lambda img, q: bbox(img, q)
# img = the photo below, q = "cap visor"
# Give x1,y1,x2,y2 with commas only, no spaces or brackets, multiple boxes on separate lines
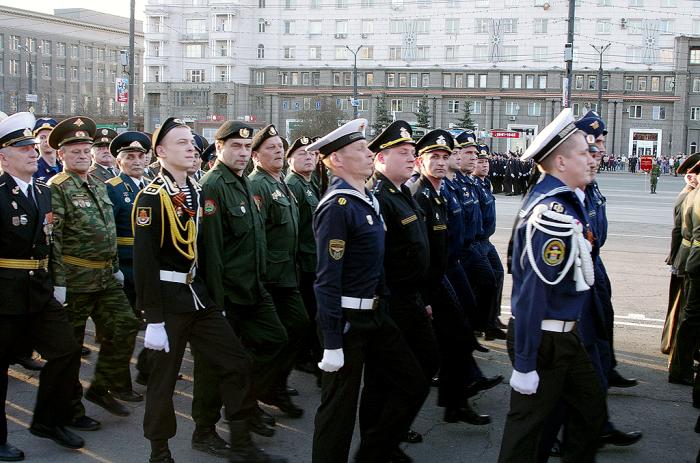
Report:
12,138,39,147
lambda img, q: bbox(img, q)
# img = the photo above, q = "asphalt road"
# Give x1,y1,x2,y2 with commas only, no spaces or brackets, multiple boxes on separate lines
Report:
5,171,698,463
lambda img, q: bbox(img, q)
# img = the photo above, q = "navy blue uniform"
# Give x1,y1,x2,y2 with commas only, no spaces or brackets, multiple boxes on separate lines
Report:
312,176,427,463
498,174,605,462
33,157,62,184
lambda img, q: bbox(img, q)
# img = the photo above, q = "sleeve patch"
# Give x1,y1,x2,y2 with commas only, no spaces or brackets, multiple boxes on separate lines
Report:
204,199,217,216
328,239,346,260
136,207,152,227
542,238,566,266
337,197,347,206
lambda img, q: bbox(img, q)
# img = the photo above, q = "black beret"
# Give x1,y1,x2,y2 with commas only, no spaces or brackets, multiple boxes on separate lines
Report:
214,121,253,141
286,136,313,157
151,117,189,150
252,124,281,152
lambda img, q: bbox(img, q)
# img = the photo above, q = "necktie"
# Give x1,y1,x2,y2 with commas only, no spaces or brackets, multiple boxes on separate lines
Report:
109,168,117,177
27,186,37,209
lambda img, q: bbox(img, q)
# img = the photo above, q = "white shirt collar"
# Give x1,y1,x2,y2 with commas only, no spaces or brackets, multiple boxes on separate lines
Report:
574,187,586,205
11,175,32,197
129,176,144,188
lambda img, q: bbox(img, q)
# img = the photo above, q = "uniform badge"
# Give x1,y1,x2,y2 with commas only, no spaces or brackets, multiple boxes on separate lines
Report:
240,128,251,138
12,186,19,195
549,202,565,214
19,214,28,226
11,216,20,226
328,239,346,260
253,195,262,210
366,215,374,225
269,126,277,136
74,118,85,127
437,135,447,145
136,207,152,226
204,199,217,216
11,201,17,210
124,197,131,203
400,127,410,139
337,197,347,206
542,238,565,266
240,205,246,214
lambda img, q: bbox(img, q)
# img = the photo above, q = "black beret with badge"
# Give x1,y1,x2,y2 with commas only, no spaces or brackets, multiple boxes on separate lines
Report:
110,131,152,157
214,121,253,142
151,117,189,151
286,136,313,157
93,128,118,148
48,116,96,150
367,120,415,153
306,118,367,158
521,108,579,164
0,112,38,149
252,124,281,152
415,129,454,156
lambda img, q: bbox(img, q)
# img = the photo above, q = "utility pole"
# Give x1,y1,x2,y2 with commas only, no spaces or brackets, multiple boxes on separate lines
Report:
128,0,135,129
591,43,611,114
345,45,363,119
563,0,576,108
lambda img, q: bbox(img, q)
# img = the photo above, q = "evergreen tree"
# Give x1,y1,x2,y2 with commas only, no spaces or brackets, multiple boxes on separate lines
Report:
415,96,431,128
290,97,349,140
457,101,475,129
373,93,392,133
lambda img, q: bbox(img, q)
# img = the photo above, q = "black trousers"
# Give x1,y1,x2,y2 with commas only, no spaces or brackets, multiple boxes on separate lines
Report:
312,308,428,463
593,260,617,370
481,240,505,326
143,308,251,441
498,321,606,463
461,243,498,331
299,270,322,364
0,301,81,444
670,275,700,382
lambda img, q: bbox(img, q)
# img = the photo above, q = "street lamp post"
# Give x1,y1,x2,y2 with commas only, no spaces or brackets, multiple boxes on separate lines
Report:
591,43,611,114
128,0,136,129
345,45,363,119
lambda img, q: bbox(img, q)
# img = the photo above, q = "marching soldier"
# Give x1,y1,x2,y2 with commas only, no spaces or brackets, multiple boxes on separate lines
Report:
193,121,288,456
47,117,141,425
498,109,605,462
249,125,308,418
650,160,661,194
285,137,322,374
88,128,119,182
32,118,61,183
307,119,428,463
0,112,84,460
133,117,284,463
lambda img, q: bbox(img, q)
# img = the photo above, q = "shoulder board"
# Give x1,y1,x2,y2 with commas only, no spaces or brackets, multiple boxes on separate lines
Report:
47,172,70,186
143,178,165,195
35,178,47,187
106,176,124,187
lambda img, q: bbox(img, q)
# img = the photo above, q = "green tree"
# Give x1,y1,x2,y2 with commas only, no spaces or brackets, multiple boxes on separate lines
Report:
456,101,475,129
290,97,350,140
415,96,431,128
373,93,392,133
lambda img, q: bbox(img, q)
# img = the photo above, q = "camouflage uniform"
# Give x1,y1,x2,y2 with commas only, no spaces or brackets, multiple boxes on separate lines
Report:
48,171,140,418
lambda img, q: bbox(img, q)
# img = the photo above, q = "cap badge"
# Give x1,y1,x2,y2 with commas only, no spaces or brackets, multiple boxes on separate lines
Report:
129,141,143,149
437,135,446,145
101,129,108,135
480,149,487,155
400,127,410,139
76,131,87,138
301,136,309,144
269,126,277,136
74,119,84,127
173,118,185,125
590,121,599,130
23,128,32,137
240,128,251,138
359,122,366,132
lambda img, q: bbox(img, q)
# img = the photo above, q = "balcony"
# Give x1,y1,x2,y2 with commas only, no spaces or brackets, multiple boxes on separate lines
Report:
180,32,209,42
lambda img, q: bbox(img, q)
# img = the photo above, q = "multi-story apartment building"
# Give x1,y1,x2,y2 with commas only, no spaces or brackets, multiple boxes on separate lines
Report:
0,6,144,127
145,0,700,156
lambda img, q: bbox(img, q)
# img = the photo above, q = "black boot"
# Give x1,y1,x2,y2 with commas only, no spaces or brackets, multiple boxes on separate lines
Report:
192,425,231,458
228,420,287,463
149,440,174,463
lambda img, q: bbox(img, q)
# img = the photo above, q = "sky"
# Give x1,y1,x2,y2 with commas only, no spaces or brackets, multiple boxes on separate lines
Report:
1,0,147,20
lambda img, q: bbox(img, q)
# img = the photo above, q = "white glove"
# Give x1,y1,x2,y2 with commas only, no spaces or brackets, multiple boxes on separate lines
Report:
113,270,124,286
318,348,344,372
510,370,539,395
53,286,66,305
144,322,170,353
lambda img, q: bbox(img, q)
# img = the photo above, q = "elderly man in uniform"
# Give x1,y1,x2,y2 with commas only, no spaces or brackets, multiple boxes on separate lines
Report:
308,119,428,463
0,112,84,461
133,117,284,463
498,109,605,462
249,125,308,418
88,128,119,182
192,121,289,456
285,137,322,376
33,118,61,184
47,117,141,426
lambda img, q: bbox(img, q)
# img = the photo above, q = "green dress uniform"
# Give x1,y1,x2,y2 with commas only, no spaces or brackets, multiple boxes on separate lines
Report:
193,153,288,435
650,164,661,193
47,118,139,419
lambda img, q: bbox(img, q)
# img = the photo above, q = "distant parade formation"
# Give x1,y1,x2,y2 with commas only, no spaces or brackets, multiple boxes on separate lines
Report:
0,103,697,463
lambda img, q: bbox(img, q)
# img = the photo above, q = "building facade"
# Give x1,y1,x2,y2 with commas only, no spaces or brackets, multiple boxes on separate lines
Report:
144,0,700,156
0,6,144,127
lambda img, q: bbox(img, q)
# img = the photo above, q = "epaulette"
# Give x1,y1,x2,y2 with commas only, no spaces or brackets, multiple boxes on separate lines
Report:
143,182,165,195
47,172,70,186
106,176,124,187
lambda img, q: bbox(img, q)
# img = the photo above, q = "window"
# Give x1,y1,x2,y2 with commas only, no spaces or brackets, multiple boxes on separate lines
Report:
625,76,634,90
664,76,675,92
602,76,609,90
588,76,597,90
659,19,674,33
416,19,430,34
446,18,459,34
445,46,457,61
628,105,642,118
285,0,296,8
479,74,487,88
692,107,700,120
70,44,79,59
216,41,230,57
443,74,453,87
416,46,430,60
448,100,460,113
257,44,265,59
390,20,403,34
626,47,643,63
187,69,205,82
360,46,374,59
56,95,65,114
148,66,160,82
638,76,647,91
312,72,320,85
334,46,347,60
471,101,482,114
651,76,660,91
333,72,341,86
337,0,348,7
358,99,369,111
309,20,322,34
526,74,535,88
10,35,19,51
692,49,700,64
528,102,542,116
575,75,584,90
661,0,675,6
474,45,488,61
57,42,66,57
652,106,666,120
501,75,510,88
475,0,488,6
596,19,612,34
0,35,4,51
598,0,611,5
387,73,395,87
335,20,348,34
362,20,373,34
694,20,700,35
627,19,642,34
42,40,51,55
539,75,547,89
659,49,674,65
56,65,66,80
284,20,296,34
84,67,92,80
311,0,320,7
467,74,476,88
185,44,204,58
502,18,518,33
455,74,463,88
70,96,78,114
217,66,229,82
390,99,403,112
291,72,300,85
629,0,642,5
422,73,430,87
284,47,295,59
389,47,401,60
84,46,93,59
148,41,160,57
185,19,206,34
502,46,517,61
513,75,522,88
533,47,547,62
475,18,489,34
693,77,700,92
70,66,78,81
309,46,321,60
505,102,519,115
9,59,18,76
301,72,310,85
533,18,547,33
361,0,373,5
366,72,374,85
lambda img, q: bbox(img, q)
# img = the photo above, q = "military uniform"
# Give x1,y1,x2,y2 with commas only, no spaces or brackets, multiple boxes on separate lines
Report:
88,128,119,183
0,113,83,459
308,120,427,463
650,163,661,193
249,125,309,415
47,117,140,419
32,118,62,184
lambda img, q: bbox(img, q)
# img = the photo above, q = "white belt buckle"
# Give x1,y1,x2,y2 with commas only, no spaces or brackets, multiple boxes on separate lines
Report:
541,319,576,332
341,296,375,310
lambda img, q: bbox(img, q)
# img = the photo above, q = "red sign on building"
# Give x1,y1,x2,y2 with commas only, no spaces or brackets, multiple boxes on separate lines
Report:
491,130,520,139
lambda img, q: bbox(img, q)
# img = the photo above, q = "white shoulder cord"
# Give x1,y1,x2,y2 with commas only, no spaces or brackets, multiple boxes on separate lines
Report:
525,204,595,292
